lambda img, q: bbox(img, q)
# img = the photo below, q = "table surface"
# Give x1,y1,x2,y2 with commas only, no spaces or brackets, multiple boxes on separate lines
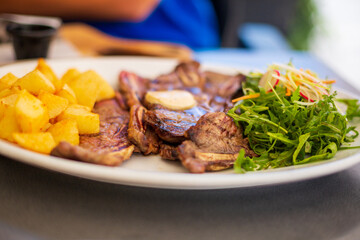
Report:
0,42,360,240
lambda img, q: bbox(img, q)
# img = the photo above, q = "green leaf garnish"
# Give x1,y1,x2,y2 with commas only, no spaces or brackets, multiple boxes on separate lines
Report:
336,98,360,121
229,90,359,173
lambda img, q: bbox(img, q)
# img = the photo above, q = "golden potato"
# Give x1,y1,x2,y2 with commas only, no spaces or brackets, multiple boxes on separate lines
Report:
14,69,55,95
0,72,18,91
81,70,115,101
15,90,49,133
0,86,21,98
0,89,14,99
40,122,52,132
13,132,56,154
56,84,77,104
38,90,69,119
68,71,100,109
67,103,91,112
0,93,19,119
36,58,63,91
61,68,81,85
57,104,99,134
48,119,79,145
0,93,19,106
0,102,20,142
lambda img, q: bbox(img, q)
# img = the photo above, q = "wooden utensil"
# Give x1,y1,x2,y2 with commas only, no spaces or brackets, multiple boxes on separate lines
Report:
59,23,193,60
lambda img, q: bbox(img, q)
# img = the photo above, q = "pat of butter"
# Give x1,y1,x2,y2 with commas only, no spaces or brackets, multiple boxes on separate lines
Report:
145,90,196,110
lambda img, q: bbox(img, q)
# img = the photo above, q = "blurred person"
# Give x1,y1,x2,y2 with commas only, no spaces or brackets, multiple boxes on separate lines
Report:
0,0,219,49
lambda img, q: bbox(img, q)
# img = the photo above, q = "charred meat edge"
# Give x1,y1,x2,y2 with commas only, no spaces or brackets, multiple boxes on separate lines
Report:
128,104,160,155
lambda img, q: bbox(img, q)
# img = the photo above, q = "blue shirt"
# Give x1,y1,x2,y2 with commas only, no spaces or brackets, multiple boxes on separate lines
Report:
86,0,219,49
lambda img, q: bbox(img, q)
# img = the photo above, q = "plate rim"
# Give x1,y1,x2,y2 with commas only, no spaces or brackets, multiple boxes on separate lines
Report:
0,56,359,190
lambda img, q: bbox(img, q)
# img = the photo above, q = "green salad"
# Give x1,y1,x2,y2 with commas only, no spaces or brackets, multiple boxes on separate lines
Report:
228,63,360,173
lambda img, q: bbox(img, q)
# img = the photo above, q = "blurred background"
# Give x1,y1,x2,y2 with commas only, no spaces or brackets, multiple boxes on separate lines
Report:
0,0,359,90
211,0,360,91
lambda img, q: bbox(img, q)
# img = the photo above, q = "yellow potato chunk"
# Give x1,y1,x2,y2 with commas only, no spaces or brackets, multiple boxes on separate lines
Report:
15,90,49,133
14,69,55,95
38,91,69,119
67,104,91,112
0,72,18,91
57,104,99,134
0,86,21,98
0,93,19,106
13,132,56,154
68,71,100,109
82,70,115,101
36,58,63,91
0,93,19,119
40,122,52,132
61,68,81,85
0,103,20,142
56,84,77,104
48,119,79,145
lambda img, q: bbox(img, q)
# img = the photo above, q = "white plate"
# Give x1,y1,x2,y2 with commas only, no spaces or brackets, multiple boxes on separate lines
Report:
0,56,359,189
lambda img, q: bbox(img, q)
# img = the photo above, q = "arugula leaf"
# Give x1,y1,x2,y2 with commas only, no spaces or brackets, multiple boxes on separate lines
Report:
293,133,310,164
291,87,300,102
336,98,360,120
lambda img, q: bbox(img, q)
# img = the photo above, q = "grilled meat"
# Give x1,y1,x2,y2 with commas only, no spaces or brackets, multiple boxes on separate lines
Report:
144,103,210,143
51,141,134,166
118,61,250,167
118,61,208,153
173,61,205,88
118,71,162,154
148,61,205,91
159,143,179,160
118,61,205,107
128,104,160,155
204,71,246,111
177,112,257,173
118,71,149,108
51,99,134,166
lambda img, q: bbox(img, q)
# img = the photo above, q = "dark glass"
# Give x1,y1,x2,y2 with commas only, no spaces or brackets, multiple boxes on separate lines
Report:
6,23,57,59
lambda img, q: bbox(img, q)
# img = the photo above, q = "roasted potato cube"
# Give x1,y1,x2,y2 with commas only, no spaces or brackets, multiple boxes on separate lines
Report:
61,68,81,85
68,71,100,109
40,122,52,132
14,69,55,95
38,91,69,119
36,58,63,91
0,93,19,106
56,84,77,104
67,104,91,112
15,90,49,133
0,72,18,91
57,104,99,134
0,103,20,142
48,119,79,145
0,88,15,99
13,132,56,154
0,93,19,119
0,86,21,98
82,70,115,101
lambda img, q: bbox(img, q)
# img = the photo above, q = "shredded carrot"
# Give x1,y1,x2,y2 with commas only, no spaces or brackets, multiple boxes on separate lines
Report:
232,93,260,102
286,87,292,96
305,69,317,78
322,80,336,84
